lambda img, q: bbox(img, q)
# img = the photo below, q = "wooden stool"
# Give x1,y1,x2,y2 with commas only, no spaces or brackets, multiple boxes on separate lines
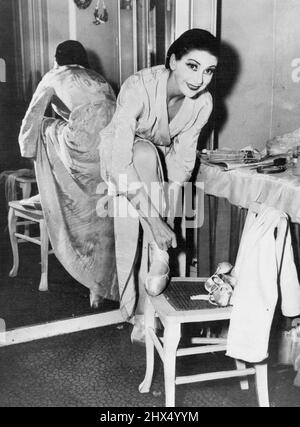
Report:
8,200,51,292
139,278,269,407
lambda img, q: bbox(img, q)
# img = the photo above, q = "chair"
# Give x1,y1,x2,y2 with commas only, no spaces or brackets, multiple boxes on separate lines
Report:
139,278,269,407
0,169,37,203
14,175,37,200
8,200,52,292
139,202,271,407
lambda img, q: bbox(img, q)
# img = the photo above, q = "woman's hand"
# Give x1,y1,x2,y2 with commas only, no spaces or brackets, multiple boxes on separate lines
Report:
147,216,177,251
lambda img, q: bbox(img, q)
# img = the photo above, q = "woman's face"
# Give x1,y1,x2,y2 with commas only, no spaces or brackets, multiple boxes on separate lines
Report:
169,49,218,98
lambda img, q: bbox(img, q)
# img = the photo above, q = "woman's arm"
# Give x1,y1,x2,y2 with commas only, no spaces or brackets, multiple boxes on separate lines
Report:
19,73,55,158
167,92,213,183
100,75,176,249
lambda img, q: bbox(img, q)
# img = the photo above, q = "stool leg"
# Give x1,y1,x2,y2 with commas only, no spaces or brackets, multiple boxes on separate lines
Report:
235,359,249,390
163,322,181,407
8,207,19,277
139,297,156,394
255,363,270,407
39,219,48,292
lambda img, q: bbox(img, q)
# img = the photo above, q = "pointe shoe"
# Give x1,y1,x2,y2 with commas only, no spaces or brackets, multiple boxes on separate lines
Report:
130,315,145,345
89,289,104,309
145,242,170,297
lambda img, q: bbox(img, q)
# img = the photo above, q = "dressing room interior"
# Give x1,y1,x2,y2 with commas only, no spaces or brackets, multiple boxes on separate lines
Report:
1,0,300,407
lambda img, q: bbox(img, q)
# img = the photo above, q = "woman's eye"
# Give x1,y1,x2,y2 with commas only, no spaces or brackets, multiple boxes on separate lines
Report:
187,63,198,71
205,69,215,76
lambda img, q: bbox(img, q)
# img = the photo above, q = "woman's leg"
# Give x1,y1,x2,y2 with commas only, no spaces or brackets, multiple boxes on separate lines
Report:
129,141,176,343
132,141,171,293
132,141,164,216
132,141,164,317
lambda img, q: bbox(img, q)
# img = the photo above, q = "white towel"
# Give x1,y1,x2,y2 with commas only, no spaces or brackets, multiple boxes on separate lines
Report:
226,204,300,363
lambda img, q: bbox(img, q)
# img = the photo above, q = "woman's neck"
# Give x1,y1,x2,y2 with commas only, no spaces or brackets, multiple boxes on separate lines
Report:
166,71,184,105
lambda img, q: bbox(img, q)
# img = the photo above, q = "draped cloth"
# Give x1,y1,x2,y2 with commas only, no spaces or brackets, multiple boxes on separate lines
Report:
226,204,300,363
0,169,35,206
199,164,300,223
19,65,119,304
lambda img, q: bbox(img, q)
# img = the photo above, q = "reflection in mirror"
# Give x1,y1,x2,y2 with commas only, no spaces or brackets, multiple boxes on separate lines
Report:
119,0,175,85
146,0,175,67
0,0,122,338
0,0,177,341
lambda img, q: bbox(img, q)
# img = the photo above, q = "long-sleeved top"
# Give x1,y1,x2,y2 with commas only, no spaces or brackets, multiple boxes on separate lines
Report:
99,65,213,192
19,64,116,159
98,65,213,319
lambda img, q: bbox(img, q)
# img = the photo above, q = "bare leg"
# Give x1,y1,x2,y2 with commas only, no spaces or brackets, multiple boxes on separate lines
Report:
132,142,163,316
132,142,170,308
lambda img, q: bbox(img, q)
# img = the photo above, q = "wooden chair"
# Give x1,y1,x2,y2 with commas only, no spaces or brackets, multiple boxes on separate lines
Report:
15,175,37,200
139,277,269,407
8,200,52,292
139,202,271,407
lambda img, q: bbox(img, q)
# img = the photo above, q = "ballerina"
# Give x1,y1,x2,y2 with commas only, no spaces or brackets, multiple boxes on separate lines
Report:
99,29,219,340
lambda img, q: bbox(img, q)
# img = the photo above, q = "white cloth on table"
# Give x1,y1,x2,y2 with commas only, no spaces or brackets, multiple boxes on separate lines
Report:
199,164,300,223
226,204,300,363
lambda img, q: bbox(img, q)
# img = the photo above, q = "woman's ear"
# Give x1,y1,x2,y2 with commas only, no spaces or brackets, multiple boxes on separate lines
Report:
169,54,177,71
53,59,59,69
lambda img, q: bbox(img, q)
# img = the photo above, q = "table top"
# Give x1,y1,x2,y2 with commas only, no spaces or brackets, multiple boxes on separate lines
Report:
199,163,300,223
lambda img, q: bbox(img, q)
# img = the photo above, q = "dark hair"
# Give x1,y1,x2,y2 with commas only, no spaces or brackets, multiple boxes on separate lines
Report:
165,29,219,69
55,40,90,68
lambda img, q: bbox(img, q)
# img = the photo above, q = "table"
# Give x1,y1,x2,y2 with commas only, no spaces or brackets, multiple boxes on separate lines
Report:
197,163,300,378
199,164,300,223
196,164,300,276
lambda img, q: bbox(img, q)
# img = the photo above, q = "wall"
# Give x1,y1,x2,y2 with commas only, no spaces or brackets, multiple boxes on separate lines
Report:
46,0,119,93
272,0,300,136
217,0,274,151
217,0,300,151
75,0,120,93
47,0,69,70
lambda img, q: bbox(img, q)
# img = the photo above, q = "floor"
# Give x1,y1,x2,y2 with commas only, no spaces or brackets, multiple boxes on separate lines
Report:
0,206,300,407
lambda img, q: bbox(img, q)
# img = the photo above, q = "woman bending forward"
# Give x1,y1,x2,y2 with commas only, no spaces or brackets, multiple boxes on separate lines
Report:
99,29,219,337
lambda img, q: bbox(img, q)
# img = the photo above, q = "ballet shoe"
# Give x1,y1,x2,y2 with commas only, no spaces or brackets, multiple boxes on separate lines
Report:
89,289,104,309
145,242,170,297
130,315,145,345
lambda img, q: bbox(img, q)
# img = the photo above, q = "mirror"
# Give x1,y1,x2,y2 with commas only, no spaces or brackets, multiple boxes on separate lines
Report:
0,0,178,343
118,0,175,84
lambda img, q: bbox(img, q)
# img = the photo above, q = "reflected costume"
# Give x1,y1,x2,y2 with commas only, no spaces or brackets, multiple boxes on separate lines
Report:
99,65,213,319
19,65,119,303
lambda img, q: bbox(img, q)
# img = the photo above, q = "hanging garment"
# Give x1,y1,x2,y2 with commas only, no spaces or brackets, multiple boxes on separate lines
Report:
226,204,300,363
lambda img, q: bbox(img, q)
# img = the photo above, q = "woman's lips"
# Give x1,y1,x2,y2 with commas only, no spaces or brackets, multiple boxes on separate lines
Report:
186,83,201,91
